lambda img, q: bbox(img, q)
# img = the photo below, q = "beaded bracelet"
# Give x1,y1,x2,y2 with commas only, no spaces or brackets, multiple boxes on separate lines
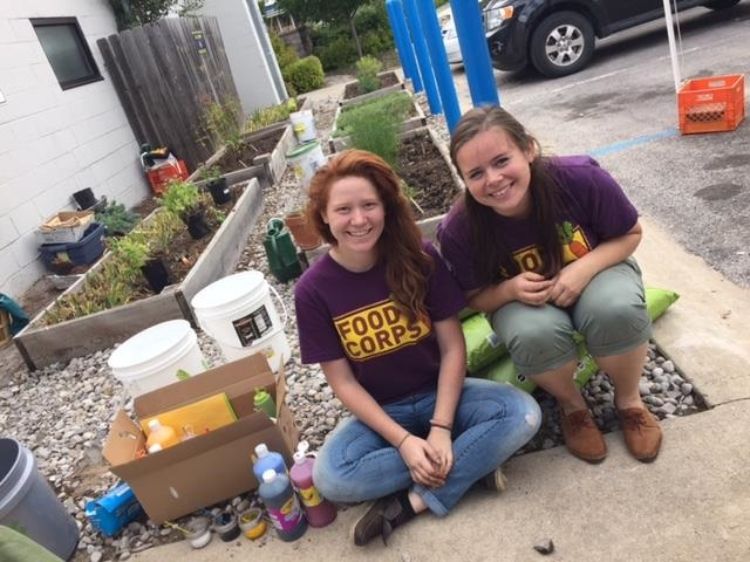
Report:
397,432,412,450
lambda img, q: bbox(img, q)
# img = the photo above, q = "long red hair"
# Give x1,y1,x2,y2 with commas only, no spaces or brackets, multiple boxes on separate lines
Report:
306,149,432,320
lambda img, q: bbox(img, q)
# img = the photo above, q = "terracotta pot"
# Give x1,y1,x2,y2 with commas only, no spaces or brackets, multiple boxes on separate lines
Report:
284,212,322,251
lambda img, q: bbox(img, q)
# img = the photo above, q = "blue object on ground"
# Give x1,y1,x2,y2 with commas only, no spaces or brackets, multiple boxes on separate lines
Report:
85,482,144,537
39,222,106,273
0,294,29,336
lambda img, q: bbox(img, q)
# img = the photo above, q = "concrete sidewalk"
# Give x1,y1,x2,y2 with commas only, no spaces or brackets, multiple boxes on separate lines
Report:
132,216,750,562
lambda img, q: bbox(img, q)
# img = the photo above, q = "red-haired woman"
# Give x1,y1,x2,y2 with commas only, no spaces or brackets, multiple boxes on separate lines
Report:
294,149,540,546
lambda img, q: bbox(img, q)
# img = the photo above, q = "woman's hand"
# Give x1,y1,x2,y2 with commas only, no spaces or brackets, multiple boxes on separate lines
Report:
506,271,555,306
426,427,454,478
547,260,595,307
399,435,445,488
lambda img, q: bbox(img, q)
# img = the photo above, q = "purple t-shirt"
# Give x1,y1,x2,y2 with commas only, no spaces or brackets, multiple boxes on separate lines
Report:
294,241,466,404
437,155,639,291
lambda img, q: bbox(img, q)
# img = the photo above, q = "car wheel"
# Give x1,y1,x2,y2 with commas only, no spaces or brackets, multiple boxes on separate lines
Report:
529,11,595,78
704,0,740,9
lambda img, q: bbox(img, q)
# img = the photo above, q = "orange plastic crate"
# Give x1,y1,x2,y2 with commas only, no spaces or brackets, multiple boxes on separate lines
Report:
146,159,190,196
678,74,745,135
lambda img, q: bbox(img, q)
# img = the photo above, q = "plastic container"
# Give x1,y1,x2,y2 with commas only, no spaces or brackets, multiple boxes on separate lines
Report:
289,109,317,143
286,141,326,191
72,188,97,210
146,159,189,196
252,443,287,482
191,271,291,373
258,469,307,542
0,438,79,560
264,218,303,284
254,388,277,418
84,482,143,537
212,512,241,542
289,441,336,528
145,419,180,451
678,73,745,135
40,222,106,273
107,319,207,397
238,507,267,540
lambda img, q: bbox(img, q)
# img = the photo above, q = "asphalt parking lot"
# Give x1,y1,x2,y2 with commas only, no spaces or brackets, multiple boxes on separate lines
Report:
451,3,749,287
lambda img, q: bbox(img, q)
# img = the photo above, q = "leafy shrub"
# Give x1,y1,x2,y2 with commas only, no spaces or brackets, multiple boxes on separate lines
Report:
161,180,202,220
347,104,400,168
335,92,413,137
245,98,298,133
283,56,325,94
96,200,139,236
362,30,393,57
314,36,358,71
356,56,383,93
201,97,243,152
270,31,298,69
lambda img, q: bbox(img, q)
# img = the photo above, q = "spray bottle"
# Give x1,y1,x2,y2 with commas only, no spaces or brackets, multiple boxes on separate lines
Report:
289,441,336,527
258,469,307,541
252,443,286,482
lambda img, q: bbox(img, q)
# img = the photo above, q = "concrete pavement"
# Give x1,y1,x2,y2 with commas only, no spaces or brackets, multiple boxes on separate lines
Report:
131,214,750,562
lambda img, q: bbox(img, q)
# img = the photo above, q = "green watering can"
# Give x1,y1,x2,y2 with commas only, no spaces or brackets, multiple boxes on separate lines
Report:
264,219,303,283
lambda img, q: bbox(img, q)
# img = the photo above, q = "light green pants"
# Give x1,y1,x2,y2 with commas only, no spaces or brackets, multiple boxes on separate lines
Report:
491,259,651,376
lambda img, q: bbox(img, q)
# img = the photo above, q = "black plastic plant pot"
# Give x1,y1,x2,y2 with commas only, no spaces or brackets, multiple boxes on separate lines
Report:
73,188,97,210
140,258,172,294
185,211,210,240
207,177,231,205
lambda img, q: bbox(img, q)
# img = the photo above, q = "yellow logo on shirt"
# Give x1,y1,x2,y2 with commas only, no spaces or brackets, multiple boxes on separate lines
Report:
510,222,591,274
334,299,431,361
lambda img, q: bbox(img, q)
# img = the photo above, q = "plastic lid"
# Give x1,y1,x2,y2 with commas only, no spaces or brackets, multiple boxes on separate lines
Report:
262,469,277,483
293,451,305,464
255,443,269,457
147,419,161,430
148,444,163,453
254,389,270,404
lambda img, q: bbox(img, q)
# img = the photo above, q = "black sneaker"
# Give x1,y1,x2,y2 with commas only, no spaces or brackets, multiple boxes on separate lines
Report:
352,493,415,546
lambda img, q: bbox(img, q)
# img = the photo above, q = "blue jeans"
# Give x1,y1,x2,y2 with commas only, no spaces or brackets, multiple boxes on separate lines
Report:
313,378,541,516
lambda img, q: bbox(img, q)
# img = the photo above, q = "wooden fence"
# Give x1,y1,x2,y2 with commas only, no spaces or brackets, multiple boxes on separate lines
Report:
97,17,239,171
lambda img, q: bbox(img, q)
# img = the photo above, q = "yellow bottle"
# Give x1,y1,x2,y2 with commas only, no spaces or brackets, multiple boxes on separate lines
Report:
146,419,180,452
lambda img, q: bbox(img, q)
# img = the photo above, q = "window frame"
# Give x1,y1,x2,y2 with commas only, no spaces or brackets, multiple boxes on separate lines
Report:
30,17,103,91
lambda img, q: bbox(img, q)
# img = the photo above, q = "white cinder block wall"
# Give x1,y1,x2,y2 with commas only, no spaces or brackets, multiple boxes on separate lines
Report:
0,0,149,300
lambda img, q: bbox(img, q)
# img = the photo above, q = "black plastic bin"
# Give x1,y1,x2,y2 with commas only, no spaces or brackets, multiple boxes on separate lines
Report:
40,222,106,273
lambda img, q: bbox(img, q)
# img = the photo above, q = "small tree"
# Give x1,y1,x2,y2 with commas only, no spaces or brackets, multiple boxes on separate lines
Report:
110,0,205,30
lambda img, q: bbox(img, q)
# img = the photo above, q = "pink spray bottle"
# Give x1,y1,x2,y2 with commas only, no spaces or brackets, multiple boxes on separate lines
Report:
289,441,337,528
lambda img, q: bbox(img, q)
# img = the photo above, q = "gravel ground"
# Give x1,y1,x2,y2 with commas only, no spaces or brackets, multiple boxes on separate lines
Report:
0,93,704,562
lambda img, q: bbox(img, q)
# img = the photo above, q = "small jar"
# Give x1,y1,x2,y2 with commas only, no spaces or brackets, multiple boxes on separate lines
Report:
238,507,267,540
213,512,241,542
185,517,212,549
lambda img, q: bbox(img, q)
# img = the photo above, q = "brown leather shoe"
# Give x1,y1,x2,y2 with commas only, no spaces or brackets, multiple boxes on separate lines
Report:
559,409,607,463
618,407,663,462
352,493,415,546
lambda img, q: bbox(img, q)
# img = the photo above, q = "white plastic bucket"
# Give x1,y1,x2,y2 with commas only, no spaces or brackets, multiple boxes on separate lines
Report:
289,110,317,143
286,141,326,191
191,271,290,373
107,319,207,397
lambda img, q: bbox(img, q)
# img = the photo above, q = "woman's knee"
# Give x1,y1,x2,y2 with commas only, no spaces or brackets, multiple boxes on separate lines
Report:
578,296,650,353
461,379,541,433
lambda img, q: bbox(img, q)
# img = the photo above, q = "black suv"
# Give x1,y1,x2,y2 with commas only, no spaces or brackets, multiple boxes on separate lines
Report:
484,0,742,77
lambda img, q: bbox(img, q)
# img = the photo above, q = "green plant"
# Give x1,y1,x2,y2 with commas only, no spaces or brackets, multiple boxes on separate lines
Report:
201,97,243,153
335,92,413,137
282,56,325,95
314,35,358,71
269,31,299,70
355,56,382,93
244,99,298,134
110,236,149,281
161,180,202,220
200,165,223,183
347,104,400,167
96,200,140,236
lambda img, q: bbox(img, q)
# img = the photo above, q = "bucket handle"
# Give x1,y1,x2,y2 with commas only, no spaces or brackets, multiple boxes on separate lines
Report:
268,283,288,327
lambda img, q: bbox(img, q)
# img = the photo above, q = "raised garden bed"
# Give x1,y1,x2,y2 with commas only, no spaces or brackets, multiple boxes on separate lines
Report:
328,91,427,153
14,179,264,370
341,70,404,108
306,127,462,263
189,123,296,188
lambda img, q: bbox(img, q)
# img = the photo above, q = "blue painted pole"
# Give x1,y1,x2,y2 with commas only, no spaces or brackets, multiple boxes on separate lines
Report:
414,0,461,131
403,0,442,115
386,0,423,93
450,0,500,106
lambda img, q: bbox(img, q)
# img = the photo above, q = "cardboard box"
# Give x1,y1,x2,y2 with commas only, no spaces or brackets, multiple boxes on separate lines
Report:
103,353,299,523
